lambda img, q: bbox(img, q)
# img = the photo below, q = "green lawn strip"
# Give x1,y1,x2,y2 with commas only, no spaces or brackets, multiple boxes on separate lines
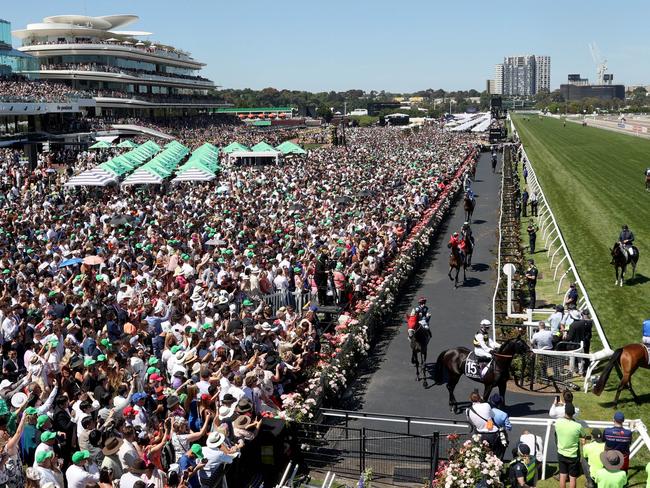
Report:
512,114,650,486
516,163,571,308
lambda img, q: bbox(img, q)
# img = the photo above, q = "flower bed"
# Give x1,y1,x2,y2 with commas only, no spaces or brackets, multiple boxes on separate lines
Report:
282,150,478,420
433,434,504,487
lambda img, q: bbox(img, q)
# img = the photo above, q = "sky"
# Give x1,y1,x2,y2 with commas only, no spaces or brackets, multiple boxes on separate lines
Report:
4,0,650,93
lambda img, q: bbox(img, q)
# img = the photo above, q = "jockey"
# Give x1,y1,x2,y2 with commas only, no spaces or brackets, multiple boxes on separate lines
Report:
619,224,635,257
473,319,499,362
463,172,472,192
461,221,475,246
642,319,650,346
449,232,467,262
465,188,475,202
415,297,431,326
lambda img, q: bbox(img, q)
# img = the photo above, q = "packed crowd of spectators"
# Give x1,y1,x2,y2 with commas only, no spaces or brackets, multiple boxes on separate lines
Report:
0,77,95,103
0,121,477,487
40,64,212,83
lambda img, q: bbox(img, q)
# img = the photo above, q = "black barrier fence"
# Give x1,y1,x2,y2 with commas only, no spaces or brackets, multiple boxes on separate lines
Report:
292,422,440,484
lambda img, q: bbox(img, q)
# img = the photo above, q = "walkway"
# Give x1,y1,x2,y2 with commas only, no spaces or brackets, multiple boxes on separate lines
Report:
345,152,553,442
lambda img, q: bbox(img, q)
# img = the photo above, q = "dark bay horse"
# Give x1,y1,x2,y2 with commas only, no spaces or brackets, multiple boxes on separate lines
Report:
593,344,649,407
409,323,432,387
433,336,530,412
464,195,476,222
447,244,467,287
611,242,639,286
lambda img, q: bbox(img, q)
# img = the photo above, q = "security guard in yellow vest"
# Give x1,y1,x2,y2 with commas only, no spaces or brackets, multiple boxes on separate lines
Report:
508,443,537,487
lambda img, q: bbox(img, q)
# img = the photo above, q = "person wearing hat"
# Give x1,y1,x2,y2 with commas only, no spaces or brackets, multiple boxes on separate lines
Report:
594,450,627,488
233,414,263,443
554,402,586,488
178,444,206,488
35,449,64,488
526,220,538,254
65,450,99,488
603,411,632,472
582,428,606,488
488,393,511,459
507,442,537,487
525,259,538,310
199,431,241,486
33,430,59,469
0,411,27,487
20,406,40,466
100,436,124,479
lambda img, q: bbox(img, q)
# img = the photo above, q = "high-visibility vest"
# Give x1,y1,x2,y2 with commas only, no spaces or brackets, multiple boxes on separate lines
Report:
508,457,536,487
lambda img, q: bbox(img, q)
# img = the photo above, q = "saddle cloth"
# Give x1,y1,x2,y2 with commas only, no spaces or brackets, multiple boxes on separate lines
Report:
466,352,490,381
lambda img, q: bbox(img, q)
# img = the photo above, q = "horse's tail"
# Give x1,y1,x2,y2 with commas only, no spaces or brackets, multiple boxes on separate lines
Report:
434,350,447,384
593,348,623,396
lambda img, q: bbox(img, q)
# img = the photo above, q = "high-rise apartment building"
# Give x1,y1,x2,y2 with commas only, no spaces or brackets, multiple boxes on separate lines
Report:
493,64,504,95
535,55,551,93
491,55,551,96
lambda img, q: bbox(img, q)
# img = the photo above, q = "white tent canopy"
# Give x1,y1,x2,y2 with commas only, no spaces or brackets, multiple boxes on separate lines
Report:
171,168,216,183
121,169,164,186
64,168,118,187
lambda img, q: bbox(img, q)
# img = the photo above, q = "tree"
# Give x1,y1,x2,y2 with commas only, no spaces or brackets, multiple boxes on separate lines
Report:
316,103,333,122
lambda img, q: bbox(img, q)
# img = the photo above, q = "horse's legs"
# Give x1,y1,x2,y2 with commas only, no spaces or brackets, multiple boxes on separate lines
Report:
462,264,467,282
628,376,640,404
482,383,494,403
498,381,507,407
448,266,453,281
447,375,460,411
421,351,428,387
454,267,460,287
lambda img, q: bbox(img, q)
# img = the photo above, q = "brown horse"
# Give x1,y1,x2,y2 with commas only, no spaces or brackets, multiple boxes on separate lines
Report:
447,244,467,287
593,344,649,407
646,173,650,191
464,195,476,222
433,336,530,412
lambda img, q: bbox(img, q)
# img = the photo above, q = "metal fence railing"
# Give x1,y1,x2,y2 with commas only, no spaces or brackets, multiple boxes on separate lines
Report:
292,420,439,484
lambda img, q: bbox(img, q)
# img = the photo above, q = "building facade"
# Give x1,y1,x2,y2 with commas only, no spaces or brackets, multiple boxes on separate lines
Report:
492,55,551,97
0,19,38,76
534,55,550,93
493,64,504,95
12,14,222,116
502,55,536,96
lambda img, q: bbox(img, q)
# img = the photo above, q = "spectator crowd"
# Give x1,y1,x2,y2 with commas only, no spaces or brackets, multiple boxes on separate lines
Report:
0,120,478,487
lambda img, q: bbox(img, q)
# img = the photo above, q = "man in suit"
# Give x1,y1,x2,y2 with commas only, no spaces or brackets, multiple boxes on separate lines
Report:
2,346,23,382
566,309,593,375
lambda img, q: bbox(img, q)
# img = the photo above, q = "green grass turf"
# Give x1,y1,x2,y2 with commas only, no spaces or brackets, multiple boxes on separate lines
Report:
513,114,650,486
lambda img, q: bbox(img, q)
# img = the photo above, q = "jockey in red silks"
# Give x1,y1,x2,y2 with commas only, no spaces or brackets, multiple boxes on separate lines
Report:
448,232,467,262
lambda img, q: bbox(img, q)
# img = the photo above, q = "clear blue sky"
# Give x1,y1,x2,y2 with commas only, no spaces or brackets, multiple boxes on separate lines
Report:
5,0,650,92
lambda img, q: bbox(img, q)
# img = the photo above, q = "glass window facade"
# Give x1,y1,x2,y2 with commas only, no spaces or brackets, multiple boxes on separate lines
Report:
0,20,11,45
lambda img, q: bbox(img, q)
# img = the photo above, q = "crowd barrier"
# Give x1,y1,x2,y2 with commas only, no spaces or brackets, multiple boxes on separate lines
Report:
496,115,613,392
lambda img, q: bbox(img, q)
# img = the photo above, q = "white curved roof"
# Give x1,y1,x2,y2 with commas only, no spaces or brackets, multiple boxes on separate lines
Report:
42,14,138,30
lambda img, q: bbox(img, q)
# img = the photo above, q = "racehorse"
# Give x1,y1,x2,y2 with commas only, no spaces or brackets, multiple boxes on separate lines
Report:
491,155,498,173
646,172,650,191
433,336,530,412
409,322,432,387
611,242,639,286
593,344,649,407
447,243,467,287
464,195,476,222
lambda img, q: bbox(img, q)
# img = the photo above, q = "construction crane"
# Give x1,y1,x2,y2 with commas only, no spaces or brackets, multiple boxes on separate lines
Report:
589,42,609,85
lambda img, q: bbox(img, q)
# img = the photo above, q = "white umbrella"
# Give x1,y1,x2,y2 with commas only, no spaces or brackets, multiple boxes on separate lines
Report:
135,41,146,46
122,170,164,186
122,40,133,45
172,168,216,183
105,38,119,42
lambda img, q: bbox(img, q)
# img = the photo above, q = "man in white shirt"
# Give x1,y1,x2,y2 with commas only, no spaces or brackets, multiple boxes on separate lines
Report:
531,321,554,350
199,432,240,485
119,459,147,488
66,450,100,488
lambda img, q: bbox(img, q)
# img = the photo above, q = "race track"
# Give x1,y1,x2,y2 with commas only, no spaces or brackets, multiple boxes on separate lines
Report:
345,152,555,450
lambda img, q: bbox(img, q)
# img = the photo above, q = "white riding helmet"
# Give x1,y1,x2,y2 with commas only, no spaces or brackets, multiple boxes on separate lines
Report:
480,319,491,326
